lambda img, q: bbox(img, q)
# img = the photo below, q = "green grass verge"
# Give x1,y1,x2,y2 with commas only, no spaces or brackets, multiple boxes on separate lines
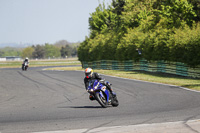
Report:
45,67,200,91
0,58,81,68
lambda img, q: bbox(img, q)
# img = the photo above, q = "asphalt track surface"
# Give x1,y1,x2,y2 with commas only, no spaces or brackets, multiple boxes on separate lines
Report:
0,67,200,133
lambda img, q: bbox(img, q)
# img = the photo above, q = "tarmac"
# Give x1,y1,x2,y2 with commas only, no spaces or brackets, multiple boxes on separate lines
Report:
34,119,200,133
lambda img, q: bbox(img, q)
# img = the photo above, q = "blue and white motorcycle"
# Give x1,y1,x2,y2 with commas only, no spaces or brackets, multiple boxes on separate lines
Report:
22,61,29,71
87,79,119,108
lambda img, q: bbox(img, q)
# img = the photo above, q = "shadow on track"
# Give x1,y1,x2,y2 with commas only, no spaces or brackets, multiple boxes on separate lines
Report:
58,106,103,109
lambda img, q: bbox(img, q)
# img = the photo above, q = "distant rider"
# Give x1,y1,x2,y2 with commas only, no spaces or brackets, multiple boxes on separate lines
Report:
22,57,29,68
84,68,116,100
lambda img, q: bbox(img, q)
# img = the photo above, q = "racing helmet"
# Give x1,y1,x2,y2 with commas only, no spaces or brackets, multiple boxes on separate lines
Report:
85,68,93,79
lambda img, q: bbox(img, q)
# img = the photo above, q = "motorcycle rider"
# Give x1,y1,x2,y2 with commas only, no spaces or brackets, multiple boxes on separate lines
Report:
22,57,29,69
84,68,116,100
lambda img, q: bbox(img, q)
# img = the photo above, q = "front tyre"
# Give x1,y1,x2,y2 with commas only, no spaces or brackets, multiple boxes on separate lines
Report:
25,66,28,71
22,65,24,71
95,91,108,108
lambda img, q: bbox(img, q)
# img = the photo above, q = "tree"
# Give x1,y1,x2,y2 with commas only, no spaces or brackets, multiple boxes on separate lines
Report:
71,46,78,57
0,50,5,57
0,47,22,57
21,47,34,59
60,45,73,58
78,0,200,66
54,40,71,48
44,43,60,58
112,0,125,15
89,4,108,33
32,45,45,59
188,0,200,21
156,0,197,28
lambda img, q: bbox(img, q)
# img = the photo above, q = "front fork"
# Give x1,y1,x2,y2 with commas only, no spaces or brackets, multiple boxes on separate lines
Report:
99,87,110,102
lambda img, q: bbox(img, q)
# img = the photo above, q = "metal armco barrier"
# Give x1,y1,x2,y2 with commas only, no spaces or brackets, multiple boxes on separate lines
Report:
82,60,200,78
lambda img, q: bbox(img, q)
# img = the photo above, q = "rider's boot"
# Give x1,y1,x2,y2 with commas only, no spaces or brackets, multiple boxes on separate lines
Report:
106,84,116,98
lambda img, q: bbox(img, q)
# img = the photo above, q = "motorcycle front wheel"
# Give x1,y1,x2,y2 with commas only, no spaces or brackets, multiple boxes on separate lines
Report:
95,90,108,108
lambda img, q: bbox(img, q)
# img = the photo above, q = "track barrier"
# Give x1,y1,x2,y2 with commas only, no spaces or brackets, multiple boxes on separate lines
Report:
82,60,200,78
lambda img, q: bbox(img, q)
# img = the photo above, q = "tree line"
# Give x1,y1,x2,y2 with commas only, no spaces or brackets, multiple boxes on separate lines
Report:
22,44,78,59
0,40,79,59
78,0,200,67
0,47,22,57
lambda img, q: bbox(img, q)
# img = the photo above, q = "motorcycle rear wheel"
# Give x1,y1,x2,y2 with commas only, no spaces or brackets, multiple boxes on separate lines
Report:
111,96,119,107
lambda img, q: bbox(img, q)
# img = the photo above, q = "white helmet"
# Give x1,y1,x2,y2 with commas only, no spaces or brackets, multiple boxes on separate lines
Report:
85,68,93,79
25,57,29,60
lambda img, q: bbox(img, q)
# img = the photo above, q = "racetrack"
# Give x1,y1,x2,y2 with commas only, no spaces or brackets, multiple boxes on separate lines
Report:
0,67,200,133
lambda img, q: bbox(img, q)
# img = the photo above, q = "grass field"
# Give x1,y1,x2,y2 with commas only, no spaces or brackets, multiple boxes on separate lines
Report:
0,58,81,68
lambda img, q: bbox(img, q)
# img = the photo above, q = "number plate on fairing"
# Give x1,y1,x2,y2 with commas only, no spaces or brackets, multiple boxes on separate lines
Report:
101,86,106,92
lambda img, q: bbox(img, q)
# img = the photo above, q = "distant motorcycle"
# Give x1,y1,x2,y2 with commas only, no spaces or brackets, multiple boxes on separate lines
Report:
22,62,28,71
87,79,119,108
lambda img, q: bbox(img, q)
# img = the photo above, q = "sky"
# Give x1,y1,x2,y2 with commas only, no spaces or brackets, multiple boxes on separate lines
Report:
0,0,112,46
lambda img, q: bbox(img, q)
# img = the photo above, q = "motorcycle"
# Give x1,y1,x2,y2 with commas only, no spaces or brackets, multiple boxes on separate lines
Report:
87,79,119,108
22,62,29,71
